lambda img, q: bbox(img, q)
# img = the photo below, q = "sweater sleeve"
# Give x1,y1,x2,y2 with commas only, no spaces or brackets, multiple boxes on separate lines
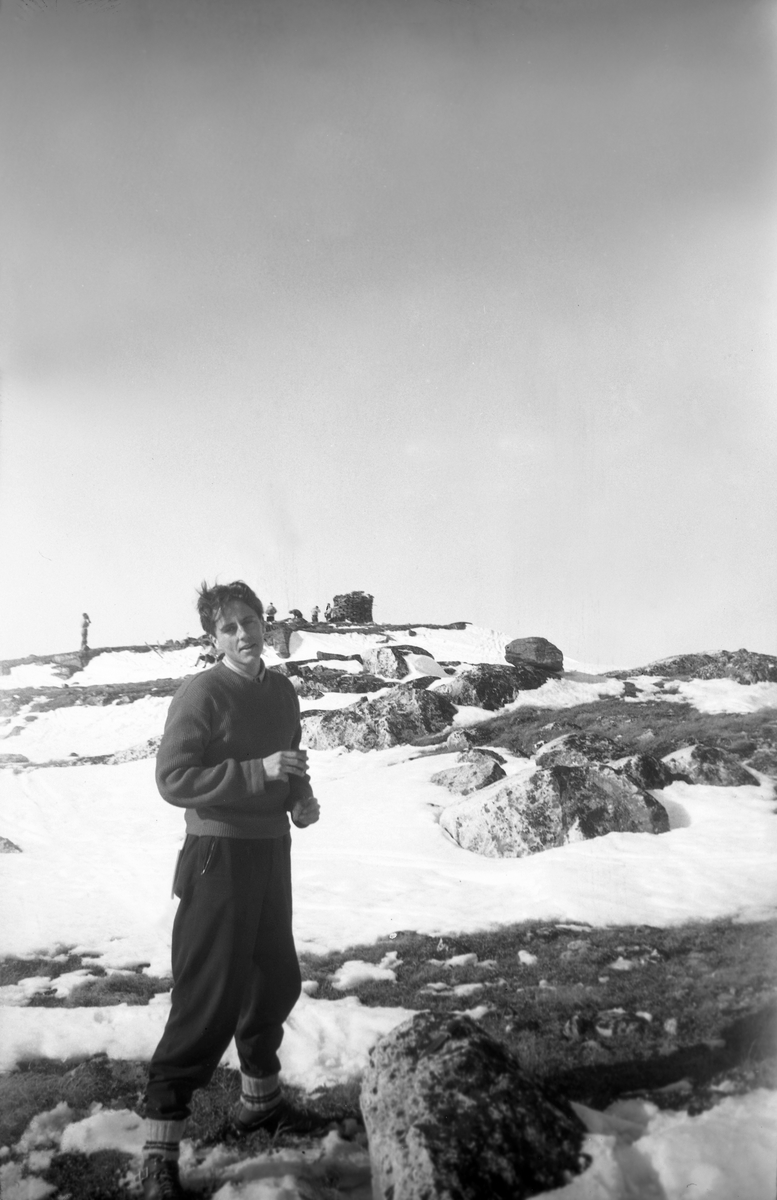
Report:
155,690,266,810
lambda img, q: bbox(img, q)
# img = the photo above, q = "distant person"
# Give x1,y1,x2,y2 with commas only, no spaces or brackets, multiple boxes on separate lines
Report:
195,646,216,669
310,605,320,624
288,608,304,621
324,603,333,622
265,601,276,623
140,580,322,1200
80,613,91,652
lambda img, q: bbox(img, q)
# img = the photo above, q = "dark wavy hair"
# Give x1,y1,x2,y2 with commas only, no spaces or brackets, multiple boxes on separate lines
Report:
196,580,264,635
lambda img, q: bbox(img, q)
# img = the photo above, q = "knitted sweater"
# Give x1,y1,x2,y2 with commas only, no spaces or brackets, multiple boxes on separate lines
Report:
155,663,312,838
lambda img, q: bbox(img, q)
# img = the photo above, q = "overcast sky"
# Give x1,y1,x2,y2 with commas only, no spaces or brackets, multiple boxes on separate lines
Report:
1,0,775,665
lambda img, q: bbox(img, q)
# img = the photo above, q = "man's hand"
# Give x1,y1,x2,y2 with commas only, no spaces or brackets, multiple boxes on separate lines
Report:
291,795,320,828
262,750,309,782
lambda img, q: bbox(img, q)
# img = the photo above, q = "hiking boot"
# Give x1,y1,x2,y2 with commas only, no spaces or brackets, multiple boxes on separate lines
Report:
140,1157,185,1200
233,1098,332,1137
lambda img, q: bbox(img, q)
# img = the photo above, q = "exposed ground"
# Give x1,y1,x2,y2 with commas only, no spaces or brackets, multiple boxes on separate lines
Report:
1,686,776,1197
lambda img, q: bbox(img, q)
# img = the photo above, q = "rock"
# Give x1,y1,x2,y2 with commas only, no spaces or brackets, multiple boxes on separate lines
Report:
297,665,389,693
535,733,621,768
263,622,293,659
291,676,327,699
459,747,506,765
431,752,506,795
0,753,30,764
615,753,676,791
440,765,669,858
301,686,457,751
316,651,364,664
362,647,412,679
403,676,442,691
435,663,548,711
504,637,564,673
329,591,374,623
682,745,759,787
0,837,22,853
445,730,472,752
360,1012,586,1200
607,649,777,684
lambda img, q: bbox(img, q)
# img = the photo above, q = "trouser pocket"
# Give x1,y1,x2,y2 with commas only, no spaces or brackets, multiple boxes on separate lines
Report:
172,835,218,899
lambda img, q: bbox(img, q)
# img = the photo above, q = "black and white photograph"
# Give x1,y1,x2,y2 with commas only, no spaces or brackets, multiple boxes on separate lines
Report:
1,1,776,1196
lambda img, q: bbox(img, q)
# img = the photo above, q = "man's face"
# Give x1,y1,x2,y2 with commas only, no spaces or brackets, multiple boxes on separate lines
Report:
212,600,265,678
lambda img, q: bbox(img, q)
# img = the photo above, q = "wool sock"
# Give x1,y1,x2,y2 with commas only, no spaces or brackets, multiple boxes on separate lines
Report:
142,1118,186,1162
239,1071,282,1118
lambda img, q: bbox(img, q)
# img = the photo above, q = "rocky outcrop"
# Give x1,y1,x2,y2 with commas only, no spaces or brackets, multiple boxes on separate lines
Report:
361,646,433,679
296,665,389,693
434,663,548,711
301,686,457,751
535,733,621,768
329,591,374,623
263,622,293,659
431,750,506,795
615,753,677,791
607,649,777,684
536,739,679,790
504,637,564,673
439,765,669,858
361,647,410,679
679,745,760,787
0,836,22,853
0,679,183,721
360,1012,586,1200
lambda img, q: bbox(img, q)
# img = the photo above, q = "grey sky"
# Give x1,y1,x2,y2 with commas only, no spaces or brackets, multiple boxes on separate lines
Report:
1,0,775,662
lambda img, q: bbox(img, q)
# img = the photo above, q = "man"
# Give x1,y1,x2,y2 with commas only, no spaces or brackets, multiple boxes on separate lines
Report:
141,580,320,1200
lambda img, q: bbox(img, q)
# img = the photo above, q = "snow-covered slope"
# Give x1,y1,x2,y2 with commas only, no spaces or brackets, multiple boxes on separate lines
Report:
1,625,776,1199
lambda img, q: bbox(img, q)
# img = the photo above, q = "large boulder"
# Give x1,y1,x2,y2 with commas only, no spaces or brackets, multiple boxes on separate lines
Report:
430,751,506,795
607,649,777,684
301,686,456,751
360,1012,586,1200
434,663,548,711
361,647,410,679
263,622,293,659
361,645,435,679
440,765,669,858
614,753,677,791
296,665,389,693
504,637,564,673
535,733,621,767
329,590,374,623
680,745,760,787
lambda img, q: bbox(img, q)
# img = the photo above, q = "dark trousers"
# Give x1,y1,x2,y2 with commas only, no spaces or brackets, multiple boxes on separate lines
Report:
146,833,302,1121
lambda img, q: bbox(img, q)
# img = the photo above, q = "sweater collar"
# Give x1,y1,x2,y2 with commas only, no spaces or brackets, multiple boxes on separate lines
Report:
220,657,266,683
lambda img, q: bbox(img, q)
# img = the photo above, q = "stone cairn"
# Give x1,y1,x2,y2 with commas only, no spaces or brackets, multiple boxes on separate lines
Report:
329,591,374,623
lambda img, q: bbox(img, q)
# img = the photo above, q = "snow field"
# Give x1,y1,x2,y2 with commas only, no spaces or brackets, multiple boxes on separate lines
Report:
1,630,777,1198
